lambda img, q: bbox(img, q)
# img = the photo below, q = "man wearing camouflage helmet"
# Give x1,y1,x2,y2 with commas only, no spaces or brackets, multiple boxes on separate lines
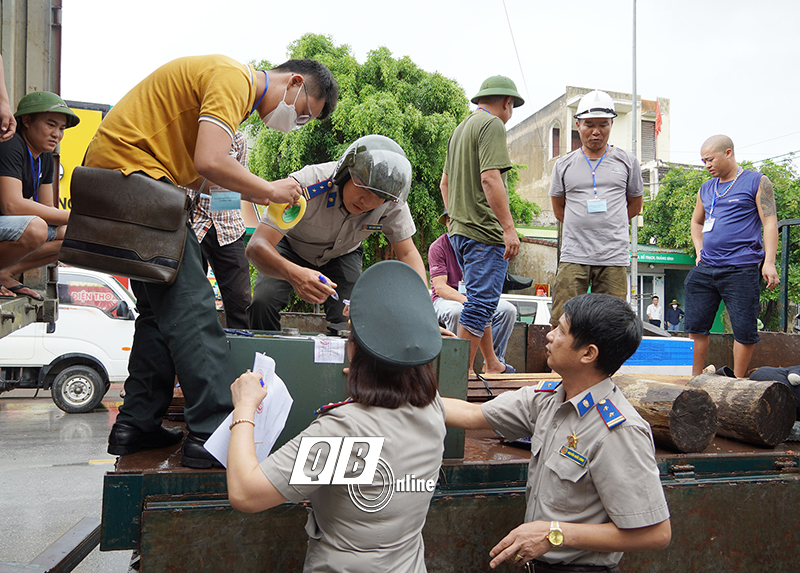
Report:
440,75,523,375
549,89,643,327
247,134,428,332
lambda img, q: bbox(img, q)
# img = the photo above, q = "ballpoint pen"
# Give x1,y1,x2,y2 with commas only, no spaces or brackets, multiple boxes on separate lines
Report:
318,274,340,301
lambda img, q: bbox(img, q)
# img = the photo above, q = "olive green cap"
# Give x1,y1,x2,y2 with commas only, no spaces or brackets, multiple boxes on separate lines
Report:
471,76,524,107
350,260,442,370
15,92,80,128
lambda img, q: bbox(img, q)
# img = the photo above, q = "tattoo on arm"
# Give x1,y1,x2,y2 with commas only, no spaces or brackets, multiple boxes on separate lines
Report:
759,176,776,217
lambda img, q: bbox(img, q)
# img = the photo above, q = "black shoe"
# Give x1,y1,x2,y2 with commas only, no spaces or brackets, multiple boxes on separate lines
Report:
108,422,184,456
181,433,224,469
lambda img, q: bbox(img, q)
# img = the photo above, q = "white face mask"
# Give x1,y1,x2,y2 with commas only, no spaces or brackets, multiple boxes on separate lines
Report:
672,305,678,309
262,83,301,133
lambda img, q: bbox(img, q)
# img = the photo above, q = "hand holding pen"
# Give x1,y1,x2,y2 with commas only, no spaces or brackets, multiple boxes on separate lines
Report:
318,274,340,301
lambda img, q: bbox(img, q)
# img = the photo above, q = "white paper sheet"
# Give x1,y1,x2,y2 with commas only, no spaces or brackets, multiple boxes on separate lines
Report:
204,353,294,467
313,336,346,363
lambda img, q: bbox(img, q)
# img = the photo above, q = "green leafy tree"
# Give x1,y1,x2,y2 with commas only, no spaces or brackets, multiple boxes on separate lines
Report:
245,33,537,278
641,156,800,329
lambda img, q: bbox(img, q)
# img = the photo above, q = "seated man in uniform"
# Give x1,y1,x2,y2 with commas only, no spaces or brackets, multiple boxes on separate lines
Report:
443,293,671,571
247,134,427,333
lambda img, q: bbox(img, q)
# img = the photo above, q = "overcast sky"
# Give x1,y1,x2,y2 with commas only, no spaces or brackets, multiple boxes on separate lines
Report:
61,0,800,167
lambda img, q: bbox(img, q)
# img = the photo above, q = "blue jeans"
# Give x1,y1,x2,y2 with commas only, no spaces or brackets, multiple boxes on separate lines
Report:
433,297,516,362
667,323,682,332
448,234,508,338
684,262,761,345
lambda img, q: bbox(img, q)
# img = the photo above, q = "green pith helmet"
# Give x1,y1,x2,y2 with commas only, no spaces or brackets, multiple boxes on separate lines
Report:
349,260,442,369
332,134,412,203
471,76,525,107
14,92,80,128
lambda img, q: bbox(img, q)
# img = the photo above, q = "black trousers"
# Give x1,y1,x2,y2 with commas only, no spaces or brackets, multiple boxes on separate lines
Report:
119,228,235,438
248,238,362,332
199,225,251,330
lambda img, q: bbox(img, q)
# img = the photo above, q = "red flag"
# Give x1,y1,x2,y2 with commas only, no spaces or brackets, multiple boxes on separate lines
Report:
655,98,662,136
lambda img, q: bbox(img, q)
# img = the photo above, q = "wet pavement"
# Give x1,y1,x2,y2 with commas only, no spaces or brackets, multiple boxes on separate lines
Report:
0,385,131,572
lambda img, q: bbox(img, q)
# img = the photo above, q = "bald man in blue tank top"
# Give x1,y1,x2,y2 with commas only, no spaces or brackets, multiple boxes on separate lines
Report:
684,135,779,378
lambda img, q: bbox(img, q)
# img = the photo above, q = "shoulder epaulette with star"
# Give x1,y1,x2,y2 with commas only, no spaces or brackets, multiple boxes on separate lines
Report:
535,380,561,392
303,179,334,200
596,398,626,429
314,397,354,416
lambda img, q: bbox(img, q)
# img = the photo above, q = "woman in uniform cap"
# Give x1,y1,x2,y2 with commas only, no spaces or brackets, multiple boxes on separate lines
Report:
226,260,446,572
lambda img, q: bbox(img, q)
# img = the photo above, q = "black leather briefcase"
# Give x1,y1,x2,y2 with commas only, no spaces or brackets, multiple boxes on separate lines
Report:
60,166,191,285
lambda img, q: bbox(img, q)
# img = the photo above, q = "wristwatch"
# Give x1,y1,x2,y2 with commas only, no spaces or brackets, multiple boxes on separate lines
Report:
547,521,564,548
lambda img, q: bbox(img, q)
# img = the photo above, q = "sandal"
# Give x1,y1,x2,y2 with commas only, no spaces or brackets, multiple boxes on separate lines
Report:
8,284,44,301
0,285,15,299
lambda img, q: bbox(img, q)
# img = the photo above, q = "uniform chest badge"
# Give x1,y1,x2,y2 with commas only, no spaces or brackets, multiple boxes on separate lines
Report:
567,432,578,449
559,445,587,467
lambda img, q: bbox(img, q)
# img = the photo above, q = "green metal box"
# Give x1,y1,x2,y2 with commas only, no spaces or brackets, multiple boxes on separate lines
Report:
226,332,469,458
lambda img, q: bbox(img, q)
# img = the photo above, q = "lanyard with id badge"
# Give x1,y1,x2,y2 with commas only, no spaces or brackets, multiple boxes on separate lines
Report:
704,167,742,234
196,177,242,212
582,145,609,213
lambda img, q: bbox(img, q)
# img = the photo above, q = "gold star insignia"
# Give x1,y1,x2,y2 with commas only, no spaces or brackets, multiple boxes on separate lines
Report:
567,432,578,448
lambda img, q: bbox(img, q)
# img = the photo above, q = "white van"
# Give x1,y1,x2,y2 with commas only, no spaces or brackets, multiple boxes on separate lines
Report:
0,268,136,413
499,293,552,326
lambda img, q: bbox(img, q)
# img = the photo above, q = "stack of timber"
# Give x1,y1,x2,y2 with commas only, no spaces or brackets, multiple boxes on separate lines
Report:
688,373,795,447
613,375,717,453
468,372,795,452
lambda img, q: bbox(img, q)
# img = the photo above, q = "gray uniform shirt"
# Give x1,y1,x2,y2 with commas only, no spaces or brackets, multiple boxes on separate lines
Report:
261,162,417,267
481,378,669,566
549,147,643,267
260,394,446,573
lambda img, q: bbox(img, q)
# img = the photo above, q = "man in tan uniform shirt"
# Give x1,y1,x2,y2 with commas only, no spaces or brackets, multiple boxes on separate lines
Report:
444,293,670,571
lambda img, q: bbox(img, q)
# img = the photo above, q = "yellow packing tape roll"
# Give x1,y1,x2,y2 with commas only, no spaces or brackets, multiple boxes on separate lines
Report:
267,195,307,230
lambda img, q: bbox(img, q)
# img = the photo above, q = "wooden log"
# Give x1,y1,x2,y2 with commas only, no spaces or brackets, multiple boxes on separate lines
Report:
614,375,717,453
687,374,795,447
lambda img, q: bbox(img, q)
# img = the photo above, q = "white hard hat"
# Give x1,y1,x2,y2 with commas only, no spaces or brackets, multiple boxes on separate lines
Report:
574,90,617,120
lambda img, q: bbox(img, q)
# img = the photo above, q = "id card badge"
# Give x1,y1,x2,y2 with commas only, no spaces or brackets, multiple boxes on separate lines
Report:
210,191,242,211
702,218,715,233
587,199,607,213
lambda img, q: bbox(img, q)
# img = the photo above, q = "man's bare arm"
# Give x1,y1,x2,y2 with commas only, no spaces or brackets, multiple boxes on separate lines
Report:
690,193,706,265
627,194,643,221
551,196,566,223
194,121,301,205
442,397,493,430
481,169,519,261
756,175,779,289
245,223,334,303
431,275,467,304
489,519,671,568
